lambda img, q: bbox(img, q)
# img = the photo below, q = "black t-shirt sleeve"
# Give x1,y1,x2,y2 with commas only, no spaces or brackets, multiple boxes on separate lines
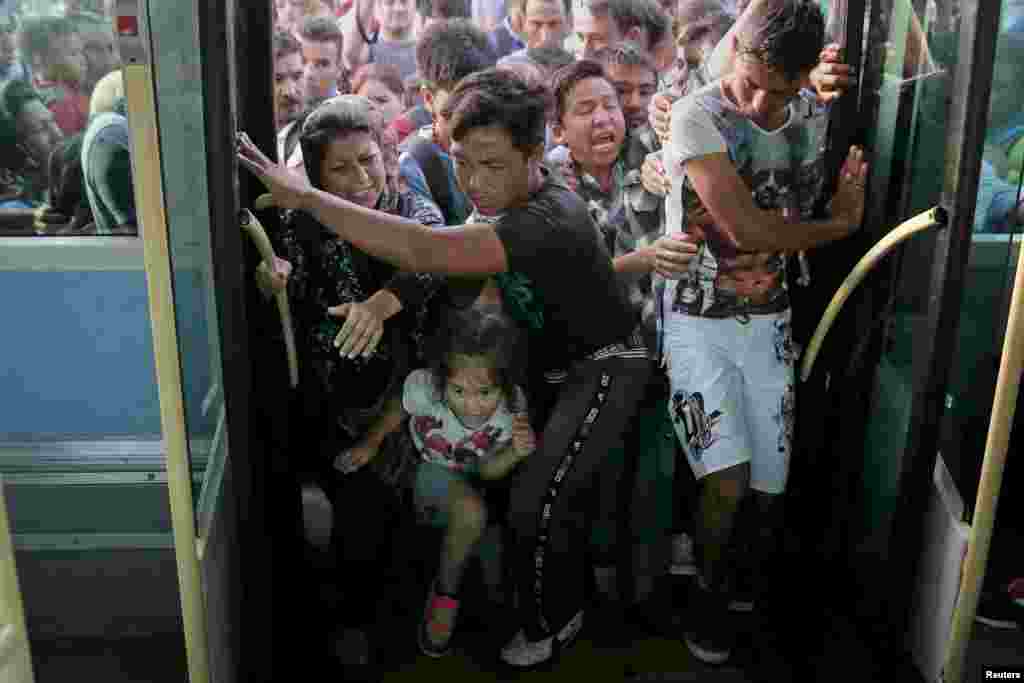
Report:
492,182,639,366
493,185,589,279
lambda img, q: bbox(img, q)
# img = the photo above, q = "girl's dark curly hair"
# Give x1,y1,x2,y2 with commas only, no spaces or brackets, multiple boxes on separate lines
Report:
427,304,527,412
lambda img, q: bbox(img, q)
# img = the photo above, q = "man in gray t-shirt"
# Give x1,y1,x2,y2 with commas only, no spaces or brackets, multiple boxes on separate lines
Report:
659,0,865,667
343,0,419,81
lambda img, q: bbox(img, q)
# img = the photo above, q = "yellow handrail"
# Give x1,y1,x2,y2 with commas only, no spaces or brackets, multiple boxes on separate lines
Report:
0,479,35,682
124,62,210,683
800,206,944,381
240,209,299,387
943,233,1024,682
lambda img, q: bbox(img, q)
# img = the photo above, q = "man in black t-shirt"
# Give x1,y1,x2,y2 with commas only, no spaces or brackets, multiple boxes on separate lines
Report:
239,69,654,670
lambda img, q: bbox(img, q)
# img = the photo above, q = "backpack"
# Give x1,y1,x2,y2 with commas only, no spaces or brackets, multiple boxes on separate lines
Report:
400,135,462,225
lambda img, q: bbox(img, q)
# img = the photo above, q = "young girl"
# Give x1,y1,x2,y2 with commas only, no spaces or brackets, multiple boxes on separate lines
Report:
338,305,536,658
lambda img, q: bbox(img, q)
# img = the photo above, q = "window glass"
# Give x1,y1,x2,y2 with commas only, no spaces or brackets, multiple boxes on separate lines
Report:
1,0,134,236
857,0,956,543
940,10,1024,514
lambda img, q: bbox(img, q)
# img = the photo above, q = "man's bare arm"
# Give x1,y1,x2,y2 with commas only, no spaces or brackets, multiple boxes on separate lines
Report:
683,148,866,252
341,0,375,71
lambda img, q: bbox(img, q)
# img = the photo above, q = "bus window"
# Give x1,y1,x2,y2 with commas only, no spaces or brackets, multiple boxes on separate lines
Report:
1,2,134,237
942,22,1024,509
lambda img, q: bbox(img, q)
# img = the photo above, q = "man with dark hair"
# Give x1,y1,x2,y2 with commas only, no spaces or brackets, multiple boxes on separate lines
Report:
273,31,304,130
520,44,574,80
516,0,569,50
496,0,571,77
489,0,527,59
342,0,419,82
239,65,654,671
417,0,471,29
660,0,865,665
548,59,626,252
274,30,305,173
18,16,89,135
0,79,65,233
297,15,346,105
595,41,657,133
547,43,656,179
546,58,695,631
396,18,496,224
574,0,673,70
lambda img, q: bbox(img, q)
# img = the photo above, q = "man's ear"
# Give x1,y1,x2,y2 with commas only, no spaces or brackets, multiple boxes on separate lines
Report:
421,87,435,114
551,123,566,147
509,9,524,34
527,143,546,190
531,141,547,164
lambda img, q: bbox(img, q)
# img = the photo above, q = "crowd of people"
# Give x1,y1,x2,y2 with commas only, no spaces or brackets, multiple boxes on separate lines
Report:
2,0,1021,677
248,0,1024,675
244,0,872,676
0,0,135,235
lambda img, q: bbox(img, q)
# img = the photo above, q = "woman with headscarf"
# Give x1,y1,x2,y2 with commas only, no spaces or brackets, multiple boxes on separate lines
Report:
253,94,443,677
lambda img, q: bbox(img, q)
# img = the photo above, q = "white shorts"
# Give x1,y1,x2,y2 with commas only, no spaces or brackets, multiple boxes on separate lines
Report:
663,310,797,494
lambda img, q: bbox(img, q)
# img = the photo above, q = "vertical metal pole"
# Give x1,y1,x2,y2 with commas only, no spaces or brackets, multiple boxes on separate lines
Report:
0,478,35,683
943,234,1024,683
119,1,211,677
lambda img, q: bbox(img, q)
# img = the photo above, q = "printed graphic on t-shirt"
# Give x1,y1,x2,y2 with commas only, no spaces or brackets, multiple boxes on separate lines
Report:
404,369,518,472
670,87,828,320
411,415,506,471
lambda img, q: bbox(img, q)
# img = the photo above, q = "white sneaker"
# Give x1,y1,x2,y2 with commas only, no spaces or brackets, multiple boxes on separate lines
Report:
500,631,552,667
670,533,698,576
499,610,584,668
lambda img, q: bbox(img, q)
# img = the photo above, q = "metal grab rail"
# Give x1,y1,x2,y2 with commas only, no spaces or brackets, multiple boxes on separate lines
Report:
0,478,34,682
943,222,1024,682
800,206,947,381
240,209,299,388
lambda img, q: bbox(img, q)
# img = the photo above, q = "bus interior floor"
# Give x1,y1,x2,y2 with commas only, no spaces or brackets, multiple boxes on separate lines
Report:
304,556,896,683
29,633,190,683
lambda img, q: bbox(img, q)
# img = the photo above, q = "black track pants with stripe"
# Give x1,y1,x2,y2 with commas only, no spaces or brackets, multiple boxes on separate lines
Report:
508,355,653,640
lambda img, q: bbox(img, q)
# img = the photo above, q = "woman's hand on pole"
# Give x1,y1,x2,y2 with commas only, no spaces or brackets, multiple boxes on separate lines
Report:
236,132,315,211
255,255,292,300
329,300,385,359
